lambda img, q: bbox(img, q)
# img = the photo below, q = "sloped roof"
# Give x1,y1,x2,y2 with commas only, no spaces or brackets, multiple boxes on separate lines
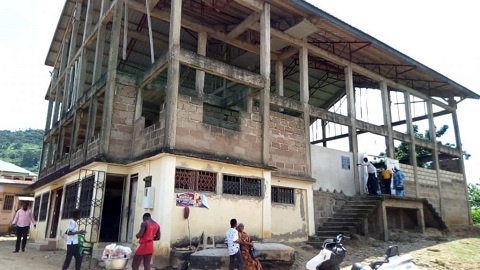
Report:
0,160,37,176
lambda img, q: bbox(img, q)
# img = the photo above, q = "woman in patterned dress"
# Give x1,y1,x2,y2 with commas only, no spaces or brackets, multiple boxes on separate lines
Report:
237,223,263,270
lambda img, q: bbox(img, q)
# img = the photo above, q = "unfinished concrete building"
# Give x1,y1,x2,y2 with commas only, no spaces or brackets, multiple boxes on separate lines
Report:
31,0,478,260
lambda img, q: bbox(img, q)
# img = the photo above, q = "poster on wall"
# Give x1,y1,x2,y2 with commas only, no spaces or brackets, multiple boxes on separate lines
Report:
176,192,210,209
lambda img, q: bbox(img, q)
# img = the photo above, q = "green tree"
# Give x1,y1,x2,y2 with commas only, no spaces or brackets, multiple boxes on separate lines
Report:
394,125,470,168
0,129,44,173
468,183,480,224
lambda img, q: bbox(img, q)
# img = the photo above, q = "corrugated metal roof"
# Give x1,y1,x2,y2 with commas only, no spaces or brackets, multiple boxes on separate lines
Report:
0,160,36,176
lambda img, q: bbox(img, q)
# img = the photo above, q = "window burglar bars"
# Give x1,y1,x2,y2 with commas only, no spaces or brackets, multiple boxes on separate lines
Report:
39,192,50,221
271,187,295,204
3,195,14,211
223,175,262,197
175,168,217,192
33,196,41,221
62,182,79,219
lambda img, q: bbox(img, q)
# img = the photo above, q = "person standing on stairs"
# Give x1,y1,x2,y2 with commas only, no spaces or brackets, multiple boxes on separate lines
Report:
358,157,380,195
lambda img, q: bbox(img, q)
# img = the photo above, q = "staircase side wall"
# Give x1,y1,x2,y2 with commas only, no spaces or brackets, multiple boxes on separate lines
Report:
400,164,469,226
312,190,348,226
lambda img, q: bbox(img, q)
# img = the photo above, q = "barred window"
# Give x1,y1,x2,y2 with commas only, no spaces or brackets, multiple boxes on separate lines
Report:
33,196,41,220
223,175,262,197
272,187,295,204
175,169,217,192
39,192,50,221
3,195,14,211
79,175,95,218
62,182,79,219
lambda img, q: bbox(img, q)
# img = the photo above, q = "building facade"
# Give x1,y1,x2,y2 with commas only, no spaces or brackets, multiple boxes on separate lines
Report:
32,0,477,259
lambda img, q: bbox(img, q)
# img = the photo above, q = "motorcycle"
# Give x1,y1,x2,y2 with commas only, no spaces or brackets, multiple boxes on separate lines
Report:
306,234,348,270
351,245,418,270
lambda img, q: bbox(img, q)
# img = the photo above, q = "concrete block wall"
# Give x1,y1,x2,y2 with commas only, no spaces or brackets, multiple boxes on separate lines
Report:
131,111,166,158
312,190,348,226
70,145,85,167
176,94,262,163
400,164,469,225
269,111,307,176
109,82,136,159
439,170,469,225
86,136,100,160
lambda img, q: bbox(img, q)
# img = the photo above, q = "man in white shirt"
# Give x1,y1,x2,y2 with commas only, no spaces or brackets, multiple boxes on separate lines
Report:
11,202,36,253
62,210,86,270
358,157,380,195
225,218,244,270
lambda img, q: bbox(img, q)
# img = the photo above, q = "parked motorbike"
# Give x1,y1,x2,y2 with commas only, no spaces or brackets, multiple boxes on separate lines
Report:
351,245,418,270
306,234,348,270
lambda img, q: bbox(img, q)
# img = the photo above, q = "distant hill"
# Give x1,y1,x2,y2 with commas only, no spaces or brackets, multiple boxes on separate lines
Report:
0,129,44,174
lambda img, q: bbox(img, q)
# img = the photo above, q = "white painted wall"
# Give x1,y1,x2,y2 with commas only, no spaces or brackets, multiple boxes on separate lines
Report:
311,145,356,196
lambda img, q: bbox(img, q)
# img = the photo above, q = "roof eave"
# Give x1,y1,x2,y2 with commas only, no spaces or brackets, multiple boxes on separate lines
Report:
286,0,480,100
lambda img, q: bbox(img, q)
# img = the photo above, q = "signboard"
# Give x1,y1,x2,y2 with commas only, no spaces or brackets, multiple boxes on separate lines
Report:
175,192,209,209
341,156,351,170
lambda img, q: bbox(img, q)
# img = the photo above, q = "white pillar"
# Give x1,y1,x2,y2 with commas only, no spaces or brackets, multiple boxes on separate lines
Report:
262,170,272,238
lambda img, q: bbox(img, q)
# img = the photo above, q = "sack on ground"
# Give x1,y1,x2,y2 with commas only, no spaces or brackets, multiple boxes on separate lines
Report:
101,243,132,259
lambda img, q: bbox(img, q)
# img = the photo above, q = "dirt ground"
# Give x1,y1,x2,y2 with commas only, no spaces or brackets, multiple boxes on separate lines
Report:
1,226,479,270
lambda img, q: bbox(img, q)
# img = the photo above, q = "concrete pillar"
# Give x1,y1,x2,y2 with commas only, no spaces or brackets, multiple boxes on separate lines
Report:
321,120,327,147
380,81,394,158
403,92,419,197
92,25,106,84
101,1,123,154
155,156,176,256
262,170,272,238
260,3,271,165
76,49,89,101
135,87,143,120
427,99,443,216
275,60,284,96
45,97,54,131
53,85,63,124
195,32,207,99
306,184,315,236
299,46,311,176
86,98,98,142
345,66,360,194
164,0,182,149
68,1,82,65
60,40,69,75
70,112,81,153
449,99,472,224
61,73,70,115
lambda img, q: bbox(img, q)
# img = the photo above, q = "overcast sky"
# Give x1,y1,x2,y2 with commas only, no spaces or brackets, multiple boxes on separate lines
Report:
0,0,478,183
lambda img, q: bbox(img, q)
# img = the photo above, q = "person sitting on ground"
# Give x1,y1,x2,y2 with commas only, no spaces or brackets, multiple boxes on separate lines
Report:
237,223,262,270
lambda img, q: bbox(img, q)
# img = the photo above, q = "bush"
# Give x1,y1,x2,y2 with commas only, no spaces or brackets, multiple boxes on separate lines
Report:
472,208,480,225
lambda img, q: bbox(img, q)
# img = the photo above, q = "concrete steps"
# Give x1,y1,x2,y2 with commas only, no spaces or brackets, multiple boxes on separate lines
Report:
30,238,57,251
309,196,383,247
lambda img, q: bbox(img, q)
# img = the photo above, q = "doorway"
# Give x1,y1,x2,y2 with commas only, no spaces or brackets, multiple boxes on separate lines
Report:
48,189,63,238
99,175,125,242
126,174,138,242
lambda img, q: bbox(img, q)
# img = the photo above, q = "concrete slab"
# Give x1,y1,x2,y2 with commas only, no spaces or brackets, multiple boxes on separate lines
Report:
190,243,295,270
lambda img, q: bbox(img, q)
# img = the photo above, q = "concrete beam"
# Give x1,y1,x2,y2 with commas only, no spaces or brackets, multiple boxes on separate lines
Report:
137,51,169,88
177,49,265,89
227,12,261,39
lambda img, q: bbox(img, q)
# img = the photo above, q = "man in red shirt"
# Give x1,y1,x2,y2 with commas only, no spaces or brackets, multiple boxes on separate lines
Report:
11,202,36,253
133,213,160,270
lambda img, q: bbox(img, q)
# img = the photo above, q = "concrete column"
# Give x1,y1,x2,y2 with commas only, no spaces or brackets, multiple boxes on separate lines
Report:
306,185,315,236
380,81,394,158
299,46,311,176
68,1,82,65
195,32,207,99
45,97,54,131
61,73,70,115
449,99,472,224
404,92,419,197
260,3,271,165
39,142,48,170
83,0,94,40
58,127,66,158
155,156,176,256
53,86,62,124
135,87,143,120
92,24,106,84
262,170,272,238
345,66,360,194
321,120,327,147
70,112,81,153
427,99,443,216
101,1,123,154
275,60,284,96
86,98,98,141
164,0,182,149
76,49,89,101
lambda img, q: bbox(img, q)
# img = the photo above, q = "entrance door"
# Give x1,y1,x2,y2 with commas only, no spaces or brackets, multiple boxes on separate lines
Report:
48,189,63,238
99,175,125,242
127,175,138,242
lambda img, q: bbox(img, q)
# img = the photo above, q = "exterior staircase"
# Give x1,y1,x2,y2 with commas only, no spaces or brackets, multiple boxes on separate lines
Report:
307,196,382,248
30,238,57,251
